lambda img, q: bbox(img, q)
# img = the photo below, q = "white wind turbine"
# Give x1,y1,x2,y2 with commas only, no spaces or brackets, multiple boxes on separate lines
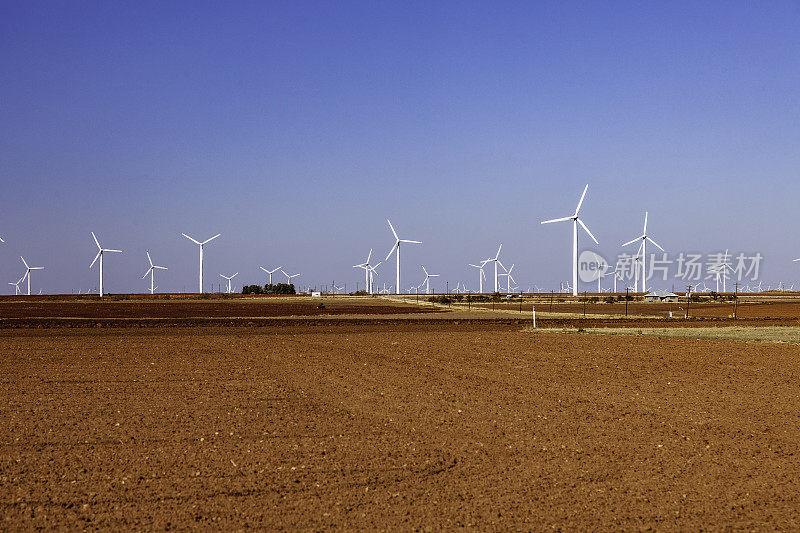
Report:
419,266,440,294
220,273,238,294
541,184,599,296
499,262,516,293
368,262,382,294
468,260,488,293
482,244,504,293
280,269,300,285
720,250,735,292
89,232,122,298
182,233,220,293
259,266,282,284
9,274,23,295
621,212,664,293
19,256,44,296
142,252,168,294
353,249,378,294
385,220,421,294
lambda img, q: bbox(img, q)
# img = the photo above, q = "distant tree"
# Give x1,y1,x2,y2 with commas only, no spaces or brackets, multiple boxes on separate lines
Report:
242,285,264,294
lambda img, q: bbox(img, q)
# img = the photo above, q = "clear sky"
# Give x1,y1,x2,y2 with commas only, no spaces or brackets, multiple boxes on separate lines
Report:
2,1,800,293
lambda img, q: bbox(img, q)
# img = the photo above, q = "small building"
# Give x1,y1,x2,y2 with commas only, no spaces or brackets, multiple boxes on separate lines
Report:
644,290,680,303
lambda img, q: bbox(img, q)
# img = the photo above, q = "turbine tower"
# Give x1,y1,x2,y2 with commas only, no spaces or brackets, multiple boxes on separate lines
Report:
468,260,488,293
220,273,238,294
19,256,44,296
182,233,220,293
385,220,421,294
142,251,168,295
420,266,440,294
89,232,122,298
621,212,664,293
541,184,599,296
259,266,282,284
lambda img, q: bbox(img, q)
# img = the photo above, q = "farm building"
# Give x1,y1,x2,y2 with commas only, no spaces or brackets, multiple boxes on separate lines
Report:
644,290,680,303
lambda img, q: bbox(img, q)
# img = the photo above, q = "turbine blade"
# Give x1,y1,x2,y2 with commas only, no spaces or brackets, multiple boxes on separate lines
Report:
574,184,589,216
495,244,502,260
105,249,122,253
646,236,664,251
154,265,168,270
182,233,201,245
91,231,101,249
260,266,268,273
621,237,640,247
142,267,153,279
366,248,372,263
146,251,153,266
578,218,599,244
89,251,101,269
20,256,28,269
201,233,221,245
400,239,421,244
385,242,398,261
387,219,398,240
643,211,648,235
541,216,572,224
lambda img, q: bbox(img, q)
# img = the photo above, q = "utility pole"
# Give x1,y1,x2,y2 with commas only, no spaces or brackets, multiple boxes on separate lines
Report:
734,282,738,319
583,291,587,317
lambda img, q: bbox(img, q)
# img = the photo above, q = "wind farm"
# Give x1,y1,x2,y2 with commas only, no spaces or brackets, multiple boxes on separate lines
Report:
6,2,800,530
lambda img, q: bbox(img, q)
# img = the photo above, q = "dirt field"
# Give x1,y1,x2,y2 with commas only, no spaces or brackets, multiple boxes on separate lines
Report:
0,297,441,319
3,325,800,529
473,299,800,319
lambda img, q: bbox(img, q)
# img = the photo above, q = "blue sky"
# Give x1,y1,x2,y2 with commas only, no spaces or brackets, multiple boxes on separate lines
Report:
2,2,800,293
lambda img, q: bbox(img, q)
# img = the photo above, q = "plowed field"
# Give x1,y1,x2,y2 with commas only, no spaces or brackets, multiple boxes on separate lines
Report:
3,326,800,529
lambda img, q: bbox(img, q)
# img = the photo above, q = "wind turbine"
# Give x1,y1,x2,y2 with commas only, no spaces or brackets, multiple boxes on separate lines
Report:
368,262,382,294
280,269,300,285
259,266,282,285
19,257,44,296
419,266,440,294
720,250,736,292
541,184,598,296
182,233,220,293
621,212,664,293
499,262,516,293
468,260,488,293
482,245,504,293
89,232,122,298
353,249,377,294
142,251,168,294
220,273,238,294
8,274,23,295
385,220,421,294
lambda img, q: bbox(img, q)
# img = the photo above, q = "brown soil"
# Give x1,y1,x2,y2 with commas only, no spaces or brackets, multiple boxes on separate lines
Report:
480,300,800,319
0,299,438,319
3,326,800,529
